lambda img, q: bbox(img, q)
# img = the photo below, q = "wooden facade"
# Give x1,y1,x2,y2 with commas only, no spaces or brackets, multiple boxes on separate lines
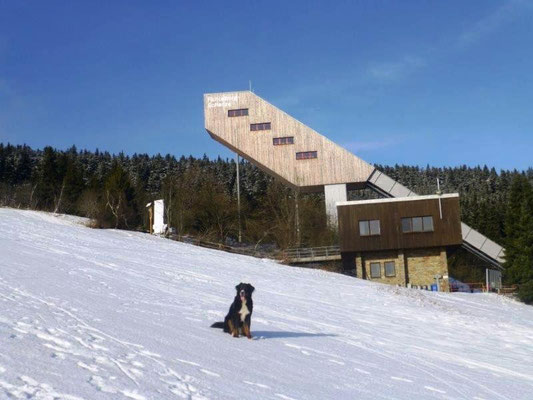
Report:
204,91,375,192
337,194,462,253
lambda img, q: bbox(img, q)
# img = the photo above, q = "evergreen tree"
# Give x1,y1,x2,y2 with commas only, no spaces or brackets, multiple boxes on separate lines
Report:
503,175,533,287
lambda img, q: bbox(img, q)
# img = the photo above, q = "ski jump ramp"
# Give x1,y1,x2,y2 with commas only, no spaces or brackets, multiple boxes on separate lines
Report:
203,91,504,268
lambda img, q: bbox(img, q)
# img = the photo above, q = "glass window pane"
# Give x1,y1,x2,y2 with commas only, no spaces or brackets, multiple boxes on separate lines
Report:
359,220,370,236
385,261,396,277
412,217,423,232
369,220,380,235
401,218,411,233
423,216,434,232
370,262,381,278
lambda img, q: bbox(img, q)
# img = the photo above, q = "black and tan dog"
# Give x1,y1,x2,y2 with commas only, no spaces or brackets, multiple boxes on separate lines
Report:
211,283,254,339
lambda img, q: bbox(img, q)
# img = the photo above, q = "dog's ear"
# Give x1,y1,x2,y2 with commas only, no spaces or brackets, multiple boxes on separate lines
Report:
235,283,242,291
249,284,255,293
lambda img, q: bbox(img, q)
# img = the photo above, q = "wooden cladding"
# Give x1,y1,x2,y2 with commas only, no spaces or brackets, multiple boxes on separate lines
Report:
273,137,294,146
338,196,462,253
204,91,376,189
296,151,317,160
228,108,248,117
250,122,271,131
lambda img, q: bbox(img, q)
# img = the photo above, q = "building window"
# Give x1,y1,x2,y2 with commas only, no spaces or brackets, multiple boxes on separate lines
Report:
423,216,434,231
401,216,434,233
359,219,381,236
273,137,294,146
384,261,396,277
250,122,271,131
228,109,248,117
296,151,317,160
370,262,381,278
412,217,423,232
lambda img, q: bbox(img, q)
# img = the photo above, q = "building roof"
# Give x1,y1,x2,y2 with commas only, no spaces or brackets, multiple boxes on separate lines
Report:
336,193,459,207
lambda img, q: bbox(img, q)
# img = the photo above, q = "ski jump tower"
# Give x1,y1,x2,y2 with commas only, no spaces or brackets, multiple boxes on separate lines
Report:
203,91,504,268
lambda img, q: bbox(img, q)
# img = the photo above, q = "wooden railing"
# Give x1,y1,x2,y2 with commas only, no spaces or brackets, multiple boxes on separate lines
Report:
283,246,341,263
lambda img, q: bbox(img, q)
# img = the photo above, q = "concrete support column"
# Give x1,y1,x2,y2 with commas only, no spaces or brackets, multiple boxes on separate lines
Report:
324,183,347,227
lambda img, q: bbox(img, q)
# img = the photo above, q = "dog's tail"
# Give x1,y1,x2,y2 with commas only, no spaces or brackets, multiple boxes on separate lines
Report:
210,322,224,329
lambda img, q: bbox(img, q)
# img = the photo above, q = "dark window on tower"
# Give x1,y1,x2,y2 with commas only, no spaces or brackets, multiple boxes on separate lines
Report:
228,109,249,117
273,137,294,145
250,122,271,131
295,151,317,160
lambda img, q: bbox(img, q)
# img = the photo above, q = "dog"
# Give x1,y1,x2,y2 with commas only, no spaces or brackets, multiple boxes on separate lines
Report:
211,283,254,339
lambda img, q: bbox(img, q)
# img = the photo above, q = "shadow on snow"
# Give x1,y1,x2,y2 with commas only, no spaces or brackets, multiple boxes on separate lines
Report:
252,331,336,340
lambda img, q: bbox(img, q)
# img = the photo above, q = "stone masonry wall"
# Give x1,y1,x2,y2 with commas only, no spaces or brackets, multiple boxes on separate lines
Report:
353,247,450,291
405,247,449,291
360,250,407,286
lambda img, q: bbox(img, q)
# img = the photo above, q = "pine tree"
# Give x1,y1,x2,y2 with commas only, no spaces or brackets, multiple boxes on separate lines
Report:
504,175,533,287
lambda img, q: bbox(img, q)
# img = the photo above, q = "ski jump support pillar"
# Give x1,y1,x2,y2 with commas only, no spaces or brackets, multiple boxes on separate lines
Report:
325,184,347,226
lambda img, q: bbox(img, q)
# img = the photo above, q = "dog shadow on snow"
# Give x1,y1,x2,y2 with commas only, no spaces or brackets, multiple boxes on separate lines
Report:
252,331,337,340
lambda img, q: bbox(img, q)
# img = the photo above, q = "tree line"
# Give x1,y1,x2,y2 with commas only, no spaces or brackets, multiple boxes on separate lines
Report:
1,143,531,303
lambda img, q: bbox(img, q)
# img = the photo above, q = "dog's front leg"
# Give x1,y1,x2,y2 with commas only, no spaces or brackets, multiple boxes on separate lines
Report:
228,319,239,337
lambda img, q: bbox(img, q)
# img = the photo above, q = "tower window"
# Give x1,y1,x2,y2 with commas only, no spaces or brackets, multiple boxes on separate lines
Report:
250,122,271,131
296,151,317,160
273,137,294,145
228,109,248,117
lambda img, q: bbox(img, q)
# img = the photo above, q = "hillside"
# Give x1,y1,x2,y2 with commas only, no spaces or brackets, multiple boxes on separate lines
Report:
1,208,532,399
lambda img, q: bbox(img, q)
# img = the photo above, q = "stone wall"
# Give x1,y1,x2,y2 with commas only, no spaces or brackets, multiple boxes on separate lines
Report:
405,247,449,291
352,246,449,291
359,250,407,286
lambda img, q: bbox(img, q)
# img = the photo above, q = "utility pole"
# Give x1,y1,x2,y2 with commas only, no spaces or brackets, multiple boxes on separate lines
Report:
295,190,301,247
236,153,242,243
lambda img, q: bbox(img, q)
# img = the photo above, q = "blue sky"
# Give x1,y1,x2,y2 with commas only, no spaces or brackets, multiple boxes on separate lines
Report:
0,0,532,170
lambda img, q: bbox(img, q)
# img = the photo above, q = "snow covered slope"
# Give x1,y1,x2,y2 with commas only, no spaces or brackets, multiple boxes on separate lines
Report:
1,208,532,400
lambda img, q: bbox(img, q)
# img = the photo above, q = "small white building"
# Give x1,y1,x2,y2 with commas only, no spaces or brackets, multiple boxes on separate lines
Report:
146,199,167,235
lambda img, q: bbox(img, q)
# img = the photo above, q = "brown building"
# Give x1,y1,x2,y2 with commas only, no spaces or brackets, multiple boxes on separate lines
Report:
337,194,463,291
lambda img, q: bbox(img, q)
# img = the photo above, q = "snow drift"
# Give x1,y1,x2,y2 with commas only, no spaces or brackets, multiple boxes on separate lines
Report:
1,208,532,399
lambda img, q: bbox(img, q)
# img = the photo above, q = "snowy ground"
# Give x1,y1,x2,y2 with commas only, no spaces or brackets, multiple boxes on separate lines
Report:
1,208,532,400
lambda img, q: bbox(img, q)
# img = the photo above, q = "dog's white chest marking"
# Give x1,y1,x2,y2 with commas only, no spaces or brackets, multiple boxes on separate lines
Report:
239,300,250,322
